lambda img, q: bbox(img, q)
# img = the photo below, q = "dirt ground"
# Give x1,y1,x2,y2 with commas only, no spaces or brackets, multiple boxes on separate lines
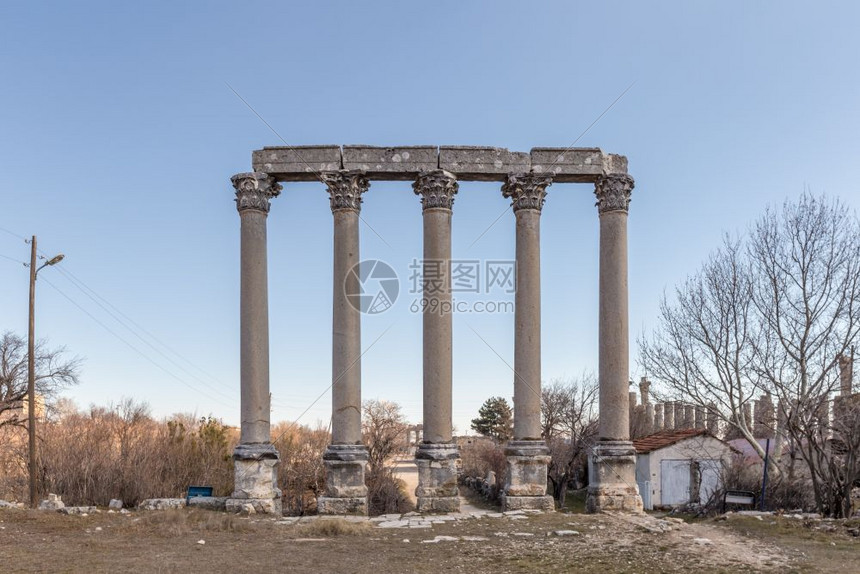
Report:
1,505,857,573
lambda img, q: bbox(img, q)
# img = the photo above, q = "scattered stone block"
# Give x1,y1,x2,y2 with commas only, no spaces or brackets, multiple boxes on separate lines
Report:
186,496,228,511
552,530,580,536
108,499,123,510
377,519,409,528
38,494,64,511
139,498,186,511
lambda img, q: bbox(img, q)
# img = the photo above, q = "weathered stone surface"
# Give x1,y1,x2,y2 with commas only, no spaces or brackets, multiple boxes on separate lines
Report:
225,497,281,515
530,148,604,182
317,496,367,516
232,457,281,500
502,495,555,511
439,146,529,181
187,496,228,511
252,146,342,181
250,145,628,183
319,445,368,515
38,493,64,511
0,499,18,509
586,441,643,513
503,441,552,511
343,146,438,179
139,498,185,511
415,443,460,513
108,499,123,510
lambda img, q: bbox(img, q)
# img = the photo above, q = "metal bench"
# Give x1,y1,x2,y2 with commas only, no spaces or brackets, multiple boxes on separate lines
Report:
186,486,213,505
722,489,756,513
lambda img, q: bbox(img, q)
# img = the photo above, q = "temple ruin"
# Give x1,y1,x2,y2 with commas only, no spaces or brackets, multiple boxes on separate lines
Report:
227,145,643,515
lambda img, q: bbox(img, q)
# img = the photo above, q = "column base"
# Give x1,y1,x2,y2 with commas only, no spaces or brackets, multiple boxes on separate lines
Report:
319,444,368,516
229,443,282,515
415,443,460,513
586,440,643,514
502,440,554,511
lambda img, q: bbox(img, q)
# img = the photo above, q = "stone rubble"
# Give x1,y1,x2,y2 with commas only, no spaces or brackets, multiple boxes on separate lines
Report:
38,493,64,511
108,499,123,510
138,498,186,511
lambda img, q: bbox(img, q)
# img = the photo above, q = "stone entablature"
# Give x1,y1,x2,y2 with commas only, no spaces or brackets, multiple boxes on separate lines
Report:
252,145,628,183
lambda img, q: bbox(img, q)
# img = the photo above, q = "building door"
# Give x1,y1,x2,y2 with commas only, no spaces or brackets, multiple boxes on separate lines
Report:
660,459,690,506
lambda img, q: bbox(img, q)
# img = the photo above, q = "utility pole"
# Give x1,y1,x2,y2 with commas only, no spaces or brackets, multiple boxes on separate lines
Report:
27,235,37,508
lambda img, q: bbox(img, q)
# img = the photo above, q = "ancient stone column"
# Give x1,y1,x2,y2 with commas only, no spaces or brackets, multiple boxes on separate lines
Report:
227,172,282,515
499,174,554,511
639,377,651,406
695,406,705,430
664,402,675,430
318,171,371,515
586,173,643,513
684,405,695,429
413,170,460,513
706,402,719,435
675,401,685,429
654,403,664,431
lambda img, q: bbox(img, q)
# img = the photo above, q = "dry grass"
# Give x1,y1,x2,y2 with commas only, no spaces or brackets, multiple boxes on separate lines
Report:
294,518,372,537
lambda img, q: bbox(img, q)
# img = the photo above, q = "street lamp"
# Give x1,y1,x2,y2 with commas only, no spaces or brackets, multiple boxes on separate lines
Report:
27,235,64,508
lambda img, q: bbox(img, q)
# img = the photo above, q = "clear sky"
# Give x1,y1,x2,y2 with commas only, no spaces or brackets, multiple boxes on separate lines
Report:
1,1,858,434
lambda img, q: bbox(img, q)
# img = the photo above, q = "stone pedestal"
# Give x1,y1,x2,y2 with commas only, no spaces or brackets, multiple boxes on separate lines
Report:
227,443,282,515
502,440,554,511
586,441,643,513
415,443,460,513
318,444,369,515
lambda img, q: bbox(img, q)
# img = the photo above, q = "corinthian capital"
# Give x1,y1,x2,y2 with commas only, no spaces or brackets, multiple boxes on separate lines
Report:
594,174,634,214
231,172,282,213
413,170,459,211
501,174,552,213
322,170,370,212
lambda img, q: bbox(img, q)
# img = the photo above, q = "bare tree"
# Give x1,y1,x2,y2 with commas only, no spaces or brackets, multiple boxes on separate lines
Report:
640,193,860,516
541,376,599,506
749,194,860,516
362,399,408,473
638,238,768,461
0,332,81,429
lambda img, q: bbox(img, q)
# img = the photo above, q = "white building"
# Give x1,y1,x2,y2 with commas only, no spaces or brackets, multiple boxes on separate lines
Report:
633,429,737,510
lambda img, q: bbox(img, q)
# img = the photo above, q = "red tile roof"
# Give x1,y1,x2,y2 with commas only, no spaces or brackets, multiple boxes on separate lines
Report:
632,428,709,454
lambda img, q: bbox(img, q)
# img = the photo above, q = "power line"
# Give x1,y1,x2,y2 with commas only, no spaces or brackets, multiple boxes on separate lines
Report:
52,265,238,399
40,276,236,410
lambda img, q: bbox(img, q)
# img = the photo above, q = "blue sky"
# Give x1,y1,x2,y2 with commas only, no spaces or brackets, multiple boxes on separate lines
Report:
1,1,858,433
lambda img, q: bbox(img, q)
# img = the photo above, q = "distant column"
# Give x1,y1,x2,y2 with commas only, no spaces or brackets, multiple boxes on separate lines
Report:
413,170,460,513
500,173,554,511
664,402,675,430
654,403,664,431
586,173,643,513
227,172,282,515
318,170,371,516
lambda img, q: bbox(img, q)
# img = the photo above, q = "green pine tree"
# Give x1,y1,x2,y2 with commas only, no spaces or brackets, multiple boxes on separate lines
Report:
470,396,514,441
